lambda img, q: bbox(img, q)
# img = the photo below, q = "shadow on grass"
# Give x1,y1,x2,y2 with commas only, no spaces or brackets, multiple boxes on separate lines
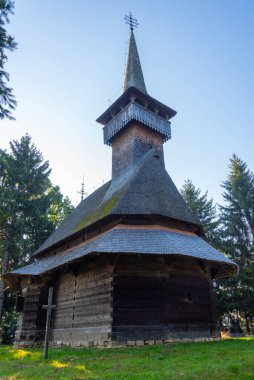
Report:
0,338,253,380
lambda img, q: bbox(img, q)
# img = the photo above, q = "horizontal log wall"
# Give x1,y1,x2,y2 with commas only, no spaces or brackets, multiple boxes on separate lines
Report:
14,254,219,348
50,257,113,346
14,279,48,347
112,255,218,342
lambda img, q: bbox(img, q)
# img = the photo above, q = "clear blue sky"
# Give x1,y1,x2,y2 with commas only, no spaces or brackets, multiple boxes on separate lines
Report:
1,0,254,206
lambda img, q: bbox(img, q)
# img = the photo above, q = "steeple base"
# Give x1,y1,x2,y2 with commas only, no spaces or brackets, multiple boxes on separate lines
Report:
112,122,164,180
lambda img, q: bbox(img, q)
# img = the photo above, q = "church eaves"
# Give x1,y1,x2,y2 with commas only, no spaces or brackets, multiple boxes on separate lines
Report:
123,30,147,94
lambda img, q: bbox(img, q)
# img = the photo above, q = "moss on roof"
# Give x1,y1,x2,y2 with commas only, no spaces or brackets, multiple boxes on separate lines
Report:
35,150,201,256
73,193,120,233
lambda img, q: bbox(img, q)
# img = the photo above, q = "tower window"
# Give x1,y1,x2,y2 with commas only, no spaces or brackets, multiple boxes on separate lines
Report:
158,111,166,118
146,104,155,113
135,97,145,107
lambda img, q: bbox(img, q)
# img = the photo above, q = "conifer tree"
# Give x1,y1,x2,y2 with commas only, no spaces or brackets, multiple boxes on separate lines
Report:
180,179,219,244
0,0,17,120
217,155,254,331
0,134,73,321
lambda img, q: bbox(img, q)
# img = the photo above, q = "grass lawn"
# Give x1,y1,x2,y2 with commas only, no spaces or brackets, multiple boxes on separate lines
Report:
0,338,253,380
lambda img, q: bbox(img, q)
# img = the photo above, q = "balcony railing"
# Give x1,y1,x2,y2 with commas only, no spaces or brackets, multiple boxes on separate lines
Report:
103,102,171,145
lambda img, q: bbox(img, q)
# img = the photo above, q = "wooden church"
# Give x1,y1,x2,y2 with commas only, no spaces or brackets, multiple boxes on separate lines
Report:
5,18,237,348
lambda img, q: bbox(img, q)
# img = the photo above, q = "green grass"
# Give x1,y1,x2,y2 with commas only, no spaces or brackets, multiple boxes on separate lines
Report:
0,339,254,380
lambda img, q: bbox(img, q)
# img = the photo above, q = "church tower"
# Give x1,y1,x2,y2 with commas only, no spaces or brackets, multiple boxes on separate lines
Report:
5,16,237,348
97,21,176,181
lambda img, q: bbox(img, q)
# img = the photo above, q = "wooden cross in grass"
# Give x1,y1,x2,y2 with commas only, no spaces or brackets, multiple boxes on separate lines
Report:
42,287,56,359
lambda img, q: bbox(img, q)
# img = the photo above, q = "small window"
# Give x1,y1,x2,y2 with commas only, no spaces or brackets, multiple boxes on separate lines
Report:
16,296,25,312
134,97,145,107
146,104,155,113
113,108,121,117
158,111,166,118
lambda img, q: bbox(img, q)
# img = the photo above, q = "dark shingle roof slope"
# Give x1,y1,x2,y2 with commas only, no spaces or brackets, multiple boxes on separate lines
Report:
35,150,201,255
7,228,237,282
35,181,111,254
124,30,147,94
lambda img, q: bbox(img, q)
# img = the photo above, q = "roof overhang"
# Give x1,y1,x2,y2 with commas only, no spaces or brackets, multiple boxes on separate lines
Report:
4,225,238,291
96,87,177,126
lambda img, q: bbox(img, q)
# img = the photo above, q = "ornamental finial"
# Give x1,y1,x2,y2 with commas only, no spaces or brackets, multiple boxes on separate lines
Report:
124,12,138,31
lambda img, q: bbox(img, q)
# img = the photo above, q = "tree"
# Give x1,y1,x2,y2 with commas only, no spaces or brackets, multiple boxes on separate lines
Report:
0,148,19,318
49,187,73,227
180,179,219,244
217,155,254,332
0,0,17,120
0,134,73,322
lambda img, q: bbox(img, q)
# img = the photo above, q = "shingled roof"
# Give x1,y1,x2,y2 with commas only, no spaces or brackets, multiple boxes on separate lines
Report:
35,150,201,256
124,30,147,94
5,226,237,290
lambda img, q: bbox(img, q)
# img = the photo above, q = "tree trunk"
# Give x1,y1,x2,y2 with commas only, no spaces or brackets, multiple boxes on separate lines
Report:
0,280,5,320
245,313,250,335
0,248,10,318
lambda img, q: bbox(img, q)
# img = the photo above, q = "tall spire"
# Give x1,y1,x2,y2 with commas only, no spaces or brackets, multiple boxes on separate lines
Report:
123,13,147,94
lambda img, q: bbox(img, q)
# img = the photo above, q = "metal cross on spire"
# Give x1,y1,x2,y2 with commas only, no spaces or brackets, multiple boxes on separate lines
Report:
124,12,138,31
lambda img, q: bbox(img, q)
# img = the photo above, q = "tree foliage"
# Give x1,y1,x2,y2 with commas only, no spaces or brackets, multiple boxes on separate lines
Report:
0,0,17,120
180,179,219,244
0,135,73,337
0,134,73,268
217,155,254,331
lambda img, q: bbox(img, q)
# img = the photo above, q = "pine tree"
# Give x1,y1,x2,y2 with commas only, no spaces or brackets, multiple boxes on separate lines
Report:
0,148,19,318
180,179,219,244
0,134,73,321
217,155,254,332
0,0,17,120
48,187,73,228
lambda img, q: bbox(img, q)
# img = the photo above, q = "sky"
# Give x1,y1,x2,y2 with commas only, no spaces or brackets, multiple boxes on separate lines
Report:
1,0,254,206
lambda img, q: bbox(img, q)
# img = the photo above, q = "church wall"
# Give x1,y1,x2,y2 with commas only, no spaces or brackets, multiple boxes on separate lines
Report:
50,257,114,347
14,254,219,348
14,279,48,347
112,255,218,344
